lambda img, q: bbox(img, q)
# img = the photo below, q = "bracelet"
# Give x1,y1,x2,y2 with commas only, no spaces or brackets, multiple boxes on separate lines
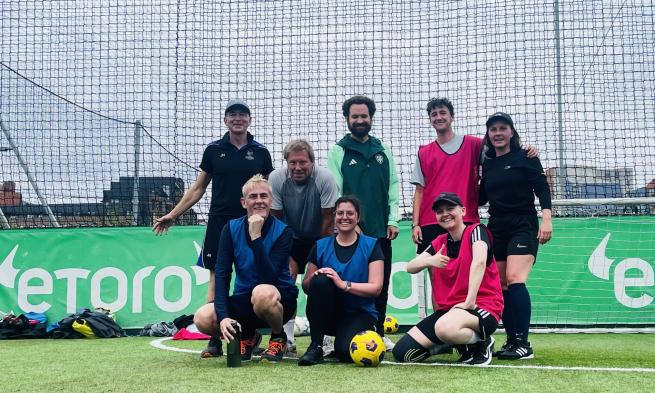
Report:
344,281,352,292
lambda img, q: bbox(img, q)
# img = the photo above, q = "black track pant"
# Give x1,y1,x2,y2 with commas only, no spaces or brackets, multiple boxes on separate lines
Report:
306,273,377,362
375,238,392,336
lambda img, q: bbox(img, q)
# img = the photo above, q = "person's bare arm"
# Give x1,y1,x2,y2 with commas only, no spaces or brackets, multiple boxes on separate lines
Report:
317,260,384,298
152,170,211,235
407,246,450,274
412,184,424,244
459,240,488,309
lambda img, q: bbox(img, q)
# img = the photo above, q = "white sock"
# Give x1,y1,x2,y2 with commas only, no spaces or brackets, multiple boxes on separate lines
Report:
465,331,481,344
283,319,295,344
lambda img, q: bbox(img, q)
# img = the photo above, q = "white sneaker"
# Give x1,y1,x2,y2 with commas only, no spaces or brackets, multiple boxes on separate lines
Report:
382,336,395,351
322,335,335,356
285,342,298,357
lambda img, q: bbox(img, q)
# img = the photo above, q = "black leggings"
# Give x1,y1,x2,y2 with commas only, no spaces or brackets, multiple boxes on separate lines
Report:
375,238,392,336
306,273,377,362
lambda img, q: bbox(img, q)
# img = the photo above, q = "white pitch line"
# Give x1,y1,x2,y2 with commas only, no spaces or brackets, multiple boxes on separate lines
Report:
149,337,300,360
150,337,655,373
384,360,655,373
150,337,202,354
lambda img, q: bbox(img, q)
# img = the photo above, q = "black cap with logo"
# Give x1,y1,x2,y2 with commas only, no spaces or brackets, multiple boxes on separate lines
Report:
485,112,514,128
431,192,464,211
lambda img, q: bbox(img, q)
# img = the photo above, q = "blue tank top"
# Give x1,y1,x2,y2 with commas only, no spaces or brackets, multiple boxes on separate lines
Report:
315,234,378,320
229,216,295,295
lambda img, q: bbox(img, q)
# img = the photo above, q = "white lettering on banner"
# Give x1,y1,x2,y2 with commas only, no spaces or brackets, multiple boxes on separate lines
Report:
54,268,91,313
0,245,20,288
0,243,209,314
614,258,654,309
90,267,128,311
388,261,418,309
191,242,211,286
154,266,192,312
191,266,210,285
17,268,52,313
588,233,654,308
132,266,155,313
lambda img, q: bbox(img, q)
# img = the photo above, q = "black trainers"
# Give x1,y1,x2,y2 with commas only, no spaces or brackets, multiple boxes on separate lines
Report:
493,337,515,357
469,336,495,366
260,336,287,363
454,344,473,364
200,336,223,358
430,343,454,356
298,343,324,366
498,340,534,360
240,331,262,361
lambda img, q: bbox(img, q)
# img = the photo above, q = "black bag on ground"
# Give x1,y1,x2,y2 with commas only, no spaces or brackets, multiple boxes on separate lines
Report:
0,314,48,339
173,314,195,329
50,308,126,339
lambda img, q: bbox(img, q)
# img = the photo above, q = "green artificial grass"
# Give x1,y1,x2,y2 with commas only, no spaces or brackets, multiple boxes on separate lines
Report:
2,334,654,393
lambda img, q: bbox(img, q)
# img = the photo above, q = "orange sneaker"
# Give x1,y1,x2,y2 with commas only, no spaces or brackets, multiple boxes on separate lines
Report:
240,330,262,361
260,336,287,362
200,336,223,358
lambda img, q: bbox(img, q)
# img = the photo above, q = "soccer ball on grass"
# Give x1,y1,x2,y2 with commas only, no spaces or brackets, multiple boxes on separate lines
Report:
349,330,386,367
294,316,311,336
383,315,399,334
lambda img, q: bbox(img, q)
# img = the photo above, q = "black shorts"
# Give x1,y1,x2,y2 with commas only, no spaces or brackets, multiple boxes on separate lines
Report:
290,237,318,274
227,290,297,334
415,307,499,344
196,215,233,271
488,215,539,261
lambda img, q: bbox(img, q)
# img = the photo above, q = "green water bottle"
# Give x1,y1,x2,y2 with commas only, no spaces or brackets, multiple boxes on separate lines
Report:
226,321,241,368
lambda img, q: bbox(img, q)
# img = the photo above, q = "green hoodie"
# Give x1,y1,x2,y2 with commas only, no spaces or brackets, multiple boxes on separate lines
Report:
327,134,399,239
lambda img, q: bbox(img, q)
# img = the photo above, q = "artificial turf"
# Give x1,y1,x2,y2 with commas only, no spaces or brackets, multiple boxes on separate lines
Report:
2,333,654,392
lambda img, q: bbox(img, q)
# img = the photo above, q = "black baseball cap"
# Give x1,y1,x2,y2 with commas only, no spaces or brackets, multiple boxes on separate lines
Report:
224,99,251,116
432,192,464,211
486,112,514,128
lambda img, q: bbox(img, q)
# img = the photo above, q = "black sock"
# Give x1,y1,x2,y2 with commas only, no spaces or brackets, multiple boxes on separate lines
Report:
501,289,515,342
392,333,431,363
508,283,531,343
271,330,287,341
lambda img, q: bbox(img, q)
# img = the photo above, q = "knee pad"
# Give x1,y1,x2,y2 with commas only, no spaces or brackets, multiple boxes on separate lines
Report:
392,334,431,363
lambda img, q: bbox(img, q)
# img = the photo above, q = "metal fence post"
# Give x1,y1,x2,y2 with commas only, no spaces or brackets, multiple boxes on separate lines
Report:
132,121,142,226
0,116,60,227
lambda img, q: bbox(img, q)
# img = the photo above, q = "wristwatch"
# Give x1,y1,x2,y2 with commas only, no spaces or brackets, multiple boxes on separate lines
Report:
344,281,352,292
411,223,419,229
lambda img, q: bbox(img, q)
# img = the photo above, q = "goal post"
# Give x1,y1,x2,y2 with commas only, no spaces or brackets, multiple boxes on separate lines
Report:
414,198,655,331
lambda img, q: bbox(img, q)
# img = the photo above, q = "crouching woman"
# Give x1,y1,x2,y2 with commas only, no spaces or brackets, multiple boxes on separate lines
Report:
392,192,503,366
297,196,384,366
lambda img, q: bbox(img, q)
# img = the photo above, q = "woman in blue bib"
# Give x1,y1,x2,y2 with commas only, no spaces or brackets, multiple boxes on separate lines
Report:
297,196,384,366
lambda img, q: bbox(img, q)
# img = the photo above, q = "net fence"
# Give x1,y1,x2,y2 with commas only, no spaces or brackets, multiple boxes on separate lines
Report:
1,0,654,228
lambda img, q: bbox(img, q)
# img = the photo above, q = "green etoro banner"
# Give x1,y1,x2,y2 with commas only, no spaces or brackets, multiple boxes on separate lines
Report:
1,219,653,328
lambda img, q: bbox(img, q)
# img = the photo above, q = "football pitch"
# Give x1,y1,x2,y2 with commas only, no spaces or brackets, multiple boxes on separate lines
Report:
2,333,654,392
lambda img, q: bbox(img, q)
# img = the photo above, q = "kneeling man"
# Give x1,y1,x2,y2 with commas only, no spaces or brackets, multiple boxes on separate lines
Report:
195,174,298,362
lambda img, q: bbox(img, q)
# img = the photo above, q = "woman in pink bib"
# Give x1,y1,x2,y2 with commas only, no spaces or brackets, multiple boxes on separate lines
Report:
392,192,503,366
